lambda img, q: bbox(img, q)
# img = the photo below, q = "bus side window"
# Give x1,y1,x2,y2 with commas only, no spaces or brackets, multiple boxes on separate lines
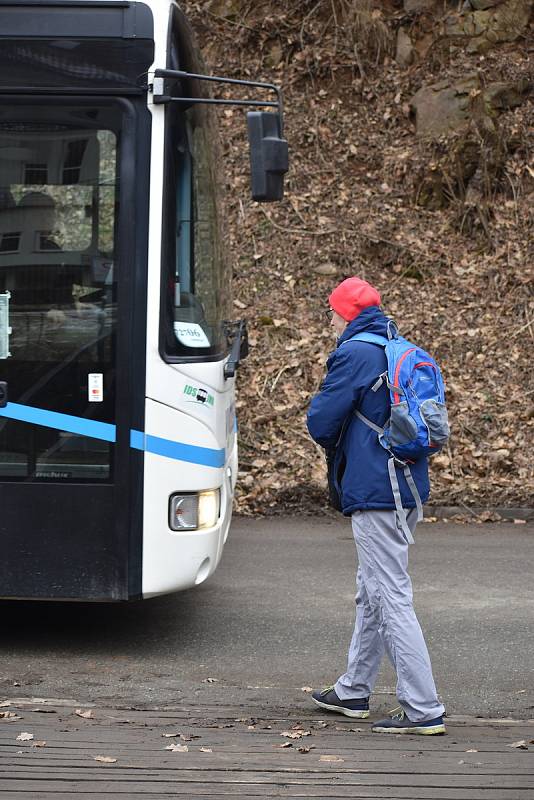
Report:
175,140,192,299
159,7,231,361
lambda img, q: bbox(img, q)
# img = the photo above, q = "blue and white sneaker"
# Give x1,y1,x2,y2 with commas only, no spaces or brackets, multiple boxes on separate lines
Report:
311,686,370,719
372,707,446,735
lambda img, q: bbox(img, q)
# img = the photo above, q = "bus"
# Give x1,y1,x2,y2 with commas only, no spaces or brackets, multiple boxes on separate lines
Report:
0,0,288,600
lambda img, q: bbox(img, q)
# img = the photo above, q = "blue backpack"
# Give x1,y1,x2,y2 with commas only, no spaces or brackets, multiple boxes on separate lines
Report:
346,322,449,541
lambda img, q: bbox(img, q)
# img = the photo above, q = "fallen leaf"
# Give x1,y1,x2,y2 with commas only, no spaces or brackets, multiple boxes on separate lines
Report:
165,743,188,752
274,741,292,748
466,748,478,753
280,729,311,739
162,733,180,738
0,712,22,721
202,677,219,684
313,264,338,276
94,755,117,763
300,686,313,693
0,701,12,708
319,754,344,763
508,740,528,750
247,725,255,730
16,732,34,741
513,519,527,525
75,709,93,719
298,745,314,753
199,747,213,753
31,741,47,748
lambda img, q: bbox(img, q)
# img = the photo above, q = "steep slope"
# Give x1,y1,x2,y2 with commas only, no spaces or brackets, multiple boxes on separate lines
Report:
182,0,533,514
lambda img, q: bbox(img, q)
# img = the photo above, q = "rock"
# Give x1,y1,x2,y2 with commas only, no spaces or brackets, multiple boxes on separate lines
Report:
470,0,503,8
206,0,241,15
484,80,532,114
410,75,480,138
446,0,533,53
404,0,437,11
396,28,414,67
313,263,338,276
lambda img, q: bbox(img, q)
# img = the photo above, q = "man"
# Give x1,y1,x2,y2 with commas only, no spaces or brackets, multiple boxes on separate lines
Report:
306,276,445,735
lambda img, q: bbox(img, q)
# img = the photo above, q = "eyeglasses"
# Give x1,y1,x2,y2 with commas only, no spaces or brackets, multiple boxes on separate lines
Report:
324,308,334,319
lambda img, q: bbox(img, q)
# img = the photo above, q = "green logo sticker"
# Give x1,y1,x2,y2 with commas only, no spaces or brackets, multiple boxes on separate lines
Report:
183,384,214,407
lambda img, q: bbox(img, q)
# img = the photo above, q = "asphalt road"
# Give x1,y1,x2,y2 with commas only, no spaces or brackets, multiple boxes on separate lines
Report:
1,517,533,719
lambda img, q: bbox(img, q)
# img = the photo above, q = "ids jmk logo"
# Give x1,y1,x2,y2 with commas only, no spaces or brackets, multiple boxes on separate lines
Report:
183,384,214,407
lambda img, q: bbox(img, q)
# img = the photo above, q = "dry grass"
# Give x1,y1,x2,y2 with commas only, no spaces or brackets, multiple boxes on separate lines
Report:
333,0,393,63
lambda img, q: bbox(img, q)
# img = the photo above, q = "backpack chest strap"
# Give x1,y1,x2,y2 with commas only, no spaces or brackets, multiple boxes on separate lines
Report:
371,371,405,396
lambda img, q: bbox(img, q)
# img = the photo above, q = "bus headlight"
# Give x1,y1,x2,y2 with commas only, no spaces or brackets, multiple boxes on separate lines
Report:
169,490,220,531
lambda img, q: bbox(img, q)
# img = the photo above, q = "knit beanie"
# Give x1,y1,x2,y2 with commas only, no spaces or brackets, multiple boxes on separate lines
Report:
329,277,381,322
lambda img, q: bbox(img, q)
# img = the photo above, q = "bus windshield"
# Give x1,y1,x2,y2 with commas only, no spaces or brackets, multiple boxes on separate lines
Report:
0,103,121,481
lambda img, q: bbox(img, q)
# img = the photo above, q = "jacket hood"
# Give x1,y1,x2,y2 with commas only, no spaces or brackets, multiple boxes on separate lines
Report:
337,306,391,346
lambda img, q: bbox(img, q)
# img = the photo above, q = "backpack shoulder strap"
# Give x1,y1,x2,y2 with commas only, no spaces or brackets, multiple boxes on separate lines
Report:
343,333,393,393
345,332,388,347
347,332,406,396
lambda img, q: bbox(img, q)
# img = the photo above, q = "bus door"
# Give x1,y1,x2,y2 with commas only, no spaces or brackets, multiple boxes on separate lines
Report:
0,100,136,600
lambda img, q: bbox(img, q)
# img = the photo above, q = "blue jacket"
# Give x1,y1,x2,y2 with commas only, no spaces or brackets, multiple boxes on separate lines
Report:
307,306,430,514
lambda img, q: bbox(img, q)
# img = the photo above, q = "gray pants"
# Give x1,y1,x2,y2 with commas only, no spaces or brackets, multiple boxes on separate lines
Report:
335,509,445,723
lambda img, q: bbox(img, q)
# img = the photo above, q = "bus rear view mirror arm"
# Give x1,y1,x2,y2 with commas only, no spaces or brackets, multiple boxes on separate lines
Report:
149,69,289,203
224,320,249,380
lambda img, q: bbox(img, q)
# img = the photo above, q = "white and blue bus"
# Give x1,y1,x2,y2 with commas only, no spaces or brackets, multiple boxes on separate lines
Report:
0,0,287,600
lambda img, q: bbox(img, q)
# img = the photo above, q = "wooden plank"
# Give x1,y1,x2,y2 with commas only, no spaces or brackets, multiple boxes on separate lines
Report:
1,734,530,751
4,702,533,727
0,738,531,758
1,722,531,748
0,780,531,798
2,768,534,796
1,758,532,776
1,764,533,788
1,745,527,761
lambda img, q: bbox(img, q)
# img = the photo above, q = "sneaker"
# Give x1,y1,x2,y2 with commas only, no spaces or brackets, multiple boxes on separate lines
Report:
311,685,370,719
372,707,446,735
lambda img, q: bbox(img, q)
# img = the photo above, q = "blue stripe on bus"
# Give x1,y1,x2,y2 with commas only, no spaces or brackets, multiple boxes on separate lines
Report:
0,402,116,442
130,428,225,468
130,428,145,451
0,403,225,468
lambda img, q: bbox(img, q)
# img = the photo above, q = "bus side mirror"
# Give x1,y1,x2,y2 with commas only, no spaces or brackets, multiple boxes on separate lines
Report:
247,111,288,202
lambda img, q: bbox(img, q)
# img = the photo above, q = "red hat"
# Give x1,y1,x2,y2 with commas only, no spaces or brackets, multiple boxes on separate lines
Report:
329,277,381,322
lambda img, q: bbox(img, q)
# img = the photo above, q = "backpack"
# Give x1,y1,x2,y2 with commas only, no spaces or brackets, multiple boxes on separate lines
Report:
346,321,450,541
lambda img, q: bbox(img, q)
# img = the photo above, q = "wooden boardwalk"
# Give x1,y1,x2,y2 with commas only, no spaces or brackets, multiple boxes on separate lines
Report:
0,699,533,799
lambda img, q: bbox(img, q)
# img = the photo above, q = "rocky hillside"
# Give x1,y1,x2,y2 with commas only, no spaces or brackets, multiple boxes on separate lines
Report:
182,0,534,515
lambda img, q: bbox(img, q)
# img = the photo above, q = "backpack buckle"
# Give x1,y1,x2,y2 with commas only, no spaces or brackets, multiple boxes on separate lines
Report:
371,372,387,392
